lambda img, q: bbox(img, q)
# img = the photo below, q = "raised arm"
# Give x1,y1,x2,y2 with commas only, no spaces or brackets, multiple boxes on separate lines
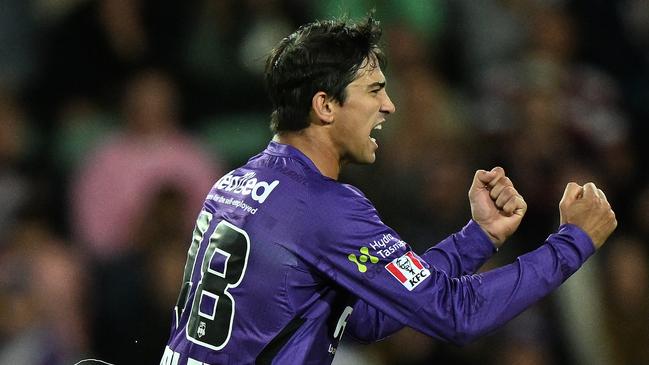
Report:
347,167,528,342
308,178,615,346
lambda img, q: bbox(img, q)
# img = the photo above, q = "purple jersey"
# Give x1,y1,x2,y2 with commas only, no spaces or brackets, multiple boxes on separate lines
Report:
160,141,595,365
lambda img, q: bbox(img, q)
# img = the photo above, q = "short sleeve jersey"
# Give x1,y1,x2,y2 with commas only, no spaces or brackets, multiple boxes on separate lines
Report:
161,141,595,365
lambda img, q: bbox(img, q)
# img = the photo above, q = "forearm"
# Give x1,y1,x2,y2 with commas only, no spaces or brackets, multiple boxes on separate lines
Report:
412,224,595,345
421,220,496,277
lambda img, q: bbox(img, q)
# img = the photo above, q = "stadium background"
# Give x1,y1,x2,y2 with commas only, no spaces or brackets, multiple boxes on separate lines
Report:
0,0,648,364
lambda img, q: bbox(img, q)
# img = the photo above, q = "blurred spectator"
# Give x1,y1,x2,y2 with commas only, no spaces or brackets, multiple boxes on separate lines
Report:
0,213,89,365
382,22,476,172
0,92,34,244
473,4,634,236
187,0,297,167
454,0,532,88
51,100,118,176
568,0,649,178
31,0,88,25
238,0,296,76
89,185,189,364
182,0,274,120
601,236,649,365
32,0,192,126
633,186,649,242
0,0,38,93
315,0,447,45
478,307,560,365
70,68,220,259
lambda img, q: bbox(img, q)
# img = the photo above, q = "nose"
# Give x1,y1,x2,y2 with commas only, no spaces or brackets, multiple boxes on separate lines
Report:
381,92,396,114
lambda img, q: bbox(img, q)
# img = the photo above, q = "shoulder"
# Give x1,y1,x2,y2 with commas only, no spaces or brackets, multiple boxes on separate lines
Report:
306,179,383,235
311,180,372,209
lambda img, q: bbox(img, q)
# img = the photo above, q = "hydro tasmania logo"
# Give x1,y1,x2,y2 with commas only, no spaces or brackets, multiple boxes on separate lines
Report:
385,251,430,291
211,171,280,203
348,247,379,273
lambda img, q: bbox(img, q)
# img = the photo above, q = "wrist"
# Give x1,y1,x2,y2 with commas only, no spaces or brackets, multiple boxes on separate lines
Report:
474,221,504,248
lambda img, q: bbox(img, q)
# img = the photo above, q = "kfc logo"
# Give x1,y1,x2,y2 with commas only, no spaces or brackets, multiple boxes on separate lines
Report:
385,251,430,291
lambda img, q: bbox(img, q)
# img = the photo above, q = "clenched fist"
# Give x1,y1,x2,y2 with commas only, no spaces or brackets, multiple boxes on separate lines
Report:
469,167,527,247
559,182,617,249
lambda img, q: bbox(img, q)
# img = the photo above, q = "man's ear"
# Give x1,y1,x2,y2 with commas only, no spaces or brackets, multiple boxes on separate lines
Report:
311,91,335,125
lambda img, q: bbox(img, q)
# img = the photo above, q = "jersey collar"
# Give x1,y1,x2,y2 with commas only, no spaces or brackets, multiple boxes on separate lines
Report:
265,141,323,175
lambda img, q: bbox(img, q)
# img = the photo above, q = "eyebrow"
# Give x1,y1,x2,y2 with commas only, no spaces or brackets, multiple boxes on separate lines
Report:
367,81,386,90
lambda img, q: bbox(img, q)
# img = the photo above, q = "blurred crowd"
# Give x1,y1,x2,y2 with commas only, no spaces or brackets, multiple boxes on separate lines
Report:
0,0,648,364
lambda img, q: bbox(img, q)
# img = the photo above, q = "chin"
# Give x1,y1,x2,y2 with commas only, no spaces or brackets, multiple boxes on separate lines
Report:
344,149,377,165
357,154,376,165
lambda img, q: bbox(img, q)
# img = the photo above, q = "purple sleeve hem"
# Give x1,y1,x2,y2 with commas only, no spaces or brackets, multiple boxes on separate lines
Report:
464,220,498,255
557,223,596,260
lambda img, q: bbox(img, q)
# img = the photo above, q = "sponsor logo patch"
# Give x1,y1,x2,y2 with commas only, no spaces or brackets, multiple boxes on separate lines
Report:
348,247,379,273
367,233,407,259
210,171,280,203
385,251,430,291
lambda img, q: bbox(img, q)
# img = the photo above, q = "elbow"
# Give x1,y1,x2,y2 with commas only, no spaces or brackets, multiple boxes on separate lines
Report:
447,331,479,347
445,318,488,346
345,326,377,344
419,320,481,346
443,277,491,346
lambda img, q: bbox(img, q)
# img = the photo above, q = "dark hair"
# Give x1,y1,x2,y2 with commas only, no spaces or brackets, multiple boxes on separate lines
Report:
265,16,385,133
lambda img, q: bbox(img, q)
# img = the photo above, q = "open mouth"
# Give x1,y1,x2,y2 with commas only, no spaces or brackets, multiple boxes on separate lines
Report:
370,124,382,145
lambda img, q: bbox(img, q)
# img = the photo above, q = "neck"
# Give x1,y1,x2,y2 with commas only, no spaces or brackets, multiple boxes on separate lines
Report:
273,131,341,180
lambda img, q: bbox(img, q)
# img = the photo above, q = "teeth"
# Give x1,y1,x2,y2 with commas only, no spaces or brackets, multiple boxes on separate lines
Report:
373,124,382,130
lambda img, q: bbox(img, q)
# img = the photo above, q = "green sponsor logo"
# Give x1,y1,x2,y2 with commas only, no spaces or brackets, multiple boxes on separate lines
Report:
348,247,379,273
